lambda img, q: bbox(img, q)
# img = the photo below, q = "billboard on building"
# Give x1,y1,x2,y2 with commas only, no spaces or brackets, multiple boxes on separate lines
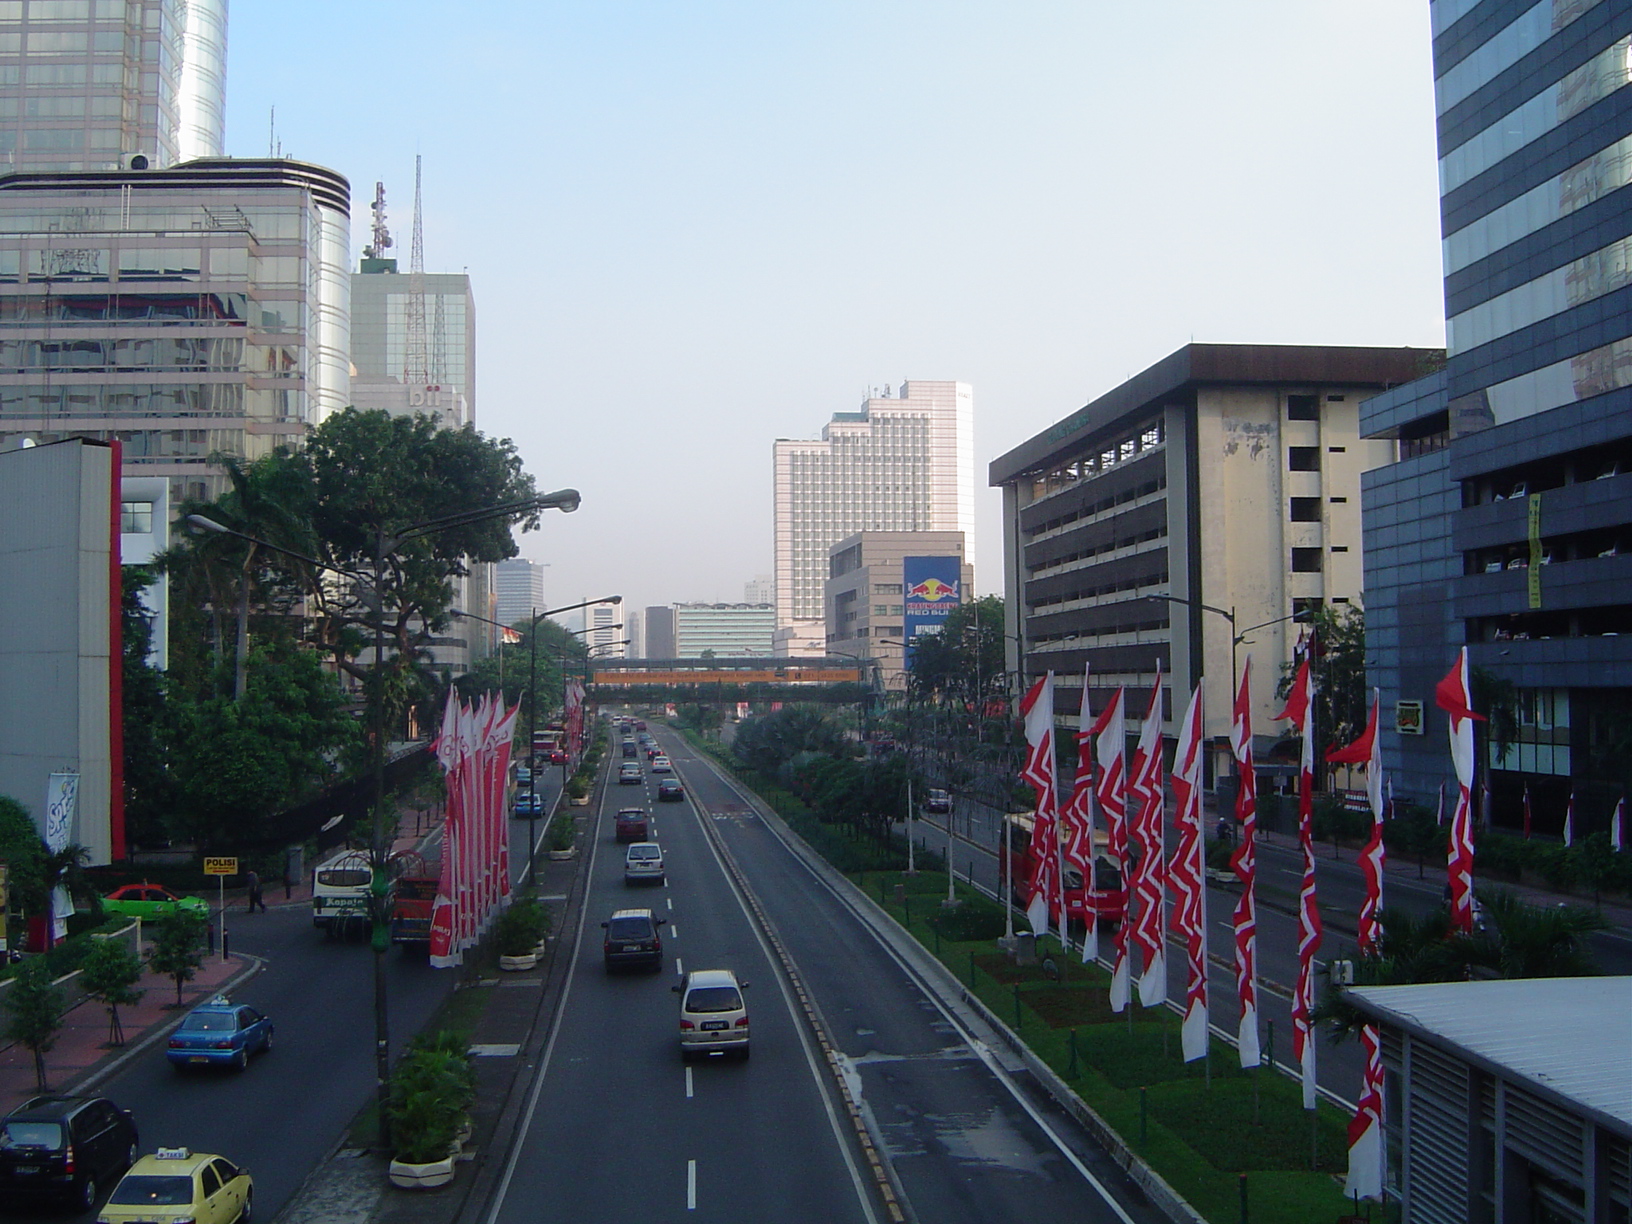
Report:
903,556,962,668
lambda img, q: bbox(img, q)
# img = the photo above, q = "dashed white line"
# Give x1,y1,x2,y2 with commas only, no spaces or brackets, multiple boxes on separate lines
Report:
676,956,683,976
667,896,673,910
687,1159,697,1210
685,1066,694,1099
670,923,679,940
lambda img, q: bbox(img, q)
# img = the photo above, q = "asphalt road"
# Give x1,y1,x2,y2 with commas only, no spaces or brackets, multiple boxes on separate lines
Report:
485,744,874,1224
36,775,563,1224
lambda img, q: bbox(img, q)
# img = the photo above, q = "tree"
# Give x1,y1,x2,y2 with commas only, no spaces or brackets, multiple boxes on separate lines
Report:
1276,605,1366,778
4,958,63,1090
0,794,48,930
79,938,145,1046
904,595,1007,711
121,567,176,849
149,910,207,1006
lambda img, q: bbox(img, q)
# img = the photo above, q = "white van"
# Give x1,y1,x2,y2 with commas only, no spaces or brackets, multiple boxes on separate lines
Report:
674,968,750,1060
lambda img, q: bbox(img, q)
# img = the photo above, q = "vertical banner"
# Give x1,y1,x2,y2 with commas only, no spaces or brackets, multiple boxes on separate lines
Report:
1090,690,1130,999
1276,658,1321,1110
45,773,79,943
1130,670,1167,1009
902,555,962,669
1435,648,1482,934
1230,663,1260,1068
1169,681,1208,1062
1019,674,1059,940
1062,666,1099,962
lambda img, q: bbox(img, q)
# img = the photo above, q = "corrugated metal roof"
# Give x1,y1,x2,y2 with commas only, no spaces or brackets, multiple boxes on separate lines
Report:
1348,977,1632,1132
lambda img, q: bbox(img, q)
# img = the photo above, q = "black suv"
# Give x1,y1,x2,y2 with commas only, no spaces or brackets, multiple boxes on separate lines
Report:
0,1094,139,1210
602,908,665,972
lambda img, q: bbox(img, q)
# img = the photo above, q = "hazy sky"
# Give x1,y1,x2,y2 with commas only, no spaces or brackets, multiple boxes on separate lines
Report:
228,1,1446,620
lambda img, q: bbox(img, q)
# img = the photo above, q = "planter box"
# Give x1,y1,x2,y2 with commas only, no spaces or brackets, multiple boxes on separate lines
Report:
498,952,539,971
548,847,576,861
389,1155,455,1189
570,795,590,806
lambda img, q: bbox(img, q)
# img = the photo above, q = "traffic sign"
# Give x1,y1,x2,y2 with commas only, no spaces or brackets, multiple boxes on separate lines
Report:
203,857,239,876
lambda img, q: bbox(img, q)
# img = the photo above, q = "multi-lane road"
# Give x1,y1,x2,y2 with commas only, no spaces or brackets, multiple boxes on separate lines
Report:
483,727,1164,1224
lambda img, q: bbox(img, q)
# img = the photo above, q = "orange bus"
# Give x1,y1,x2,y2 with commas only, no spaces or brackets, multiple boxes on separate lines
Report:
999,812,1127,927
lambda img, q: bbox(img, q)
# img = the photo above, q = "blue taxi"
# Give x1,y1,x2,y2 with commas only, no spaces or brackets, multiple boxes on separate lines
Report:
165,997,273,1072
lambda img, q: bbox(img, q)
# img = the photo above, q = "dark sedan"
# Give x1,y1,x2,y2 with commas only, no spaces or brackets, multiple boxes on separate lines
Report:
657,778,685,802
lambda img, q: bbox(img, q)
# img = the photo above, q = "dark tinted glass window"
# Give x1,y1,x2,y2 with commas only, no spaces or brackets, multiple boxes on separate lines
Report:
180,1012,233,1032
1289,497,1322,522
607,917,653,940
1291,548,1323,573
685,987,743,1012
0,1121,63,1149
200,1165,221,1196
1286,394,1319,420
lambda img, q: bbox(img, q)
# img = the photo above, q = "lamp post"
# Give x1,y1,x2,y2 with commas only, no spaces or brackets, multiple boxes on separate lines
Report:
187,485,582,1143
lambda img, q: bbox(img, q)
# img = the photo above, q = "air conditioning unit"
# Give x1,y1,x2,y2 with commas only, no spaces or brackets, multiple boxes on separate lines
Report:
122,152,150,171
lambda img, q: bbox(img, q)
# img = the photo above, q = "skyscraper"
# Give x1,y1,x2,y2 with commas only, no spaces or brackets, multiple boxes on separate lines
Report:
590,602,623,658
744,574,773,605
773,380,973,656
1361,1,1632,823
494,559,546,628
0,0,228,174
350,263,476,427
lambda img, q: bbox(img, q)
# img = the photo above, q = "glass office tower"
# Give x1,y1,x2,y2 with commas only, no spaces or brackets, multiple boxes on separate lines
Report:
1362,0,1632,826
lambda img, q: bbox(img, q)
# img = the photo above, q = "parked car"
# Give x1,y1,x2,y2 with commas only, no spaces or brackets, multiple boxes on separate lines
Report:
101,1148,250,1224
615,808,651,842
602,908,665,972
674,969,750,1060
618,763,643,785
101,884,209,922
166,997,273,1072
657,778,685,802
925,788,951,814
624,842,664,885
0,1095,139,1211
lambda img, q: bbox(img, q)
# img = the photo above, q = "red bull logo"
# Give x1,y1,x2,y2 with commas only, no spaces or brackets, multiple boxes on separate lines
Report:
907,577,959,602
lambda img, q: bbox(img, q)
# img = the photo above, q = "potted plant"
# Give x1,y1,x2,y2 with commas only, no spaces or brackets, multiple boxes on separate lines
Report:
496,898,550,971
547,816,576,861
387,1035,474,1189
567,774,590,806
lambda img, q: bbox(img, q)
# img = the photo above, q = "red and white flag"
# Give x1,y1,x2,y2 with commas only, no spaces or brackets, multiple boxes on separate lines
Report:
1228,663,1260,1068
1435,648,1482,934
1063,667,1099,962
1130,669,1167,1009
1614,798,1626,853
1020,673,1060,941
1523,785,1533,839
1091,689,1130,1005
1168,680,1208,1062
1564,792,1575,848
500,625,522,645
1276,656,1321,1110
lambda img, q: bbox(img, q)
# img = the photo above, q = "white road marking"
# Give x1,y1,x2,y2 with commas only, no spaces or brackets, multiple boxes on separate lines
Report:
687,1159,697,1210
667,896,673,910
676,956,683,976
670,923,678,940
685,1066,694,1099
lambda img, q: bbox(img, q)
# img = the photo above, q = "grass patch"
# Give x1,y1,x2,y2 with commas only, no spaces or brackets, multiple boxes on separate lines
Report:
1149,1076,1348,1173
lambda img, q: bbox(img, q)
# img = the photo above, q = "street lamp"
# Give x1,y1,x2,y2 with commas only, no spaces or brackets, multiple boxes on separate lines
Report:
189,487,581,1142
1141,593,1310,689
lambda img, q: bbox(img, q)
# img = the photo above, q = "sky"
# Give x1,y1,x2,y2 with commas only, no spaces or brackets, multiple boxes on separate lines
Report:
227,1,1447,621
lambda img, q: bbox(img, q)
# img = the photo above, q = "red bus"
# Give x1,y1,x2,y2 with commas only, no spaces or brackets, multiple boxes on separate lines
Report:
999,812,1127,928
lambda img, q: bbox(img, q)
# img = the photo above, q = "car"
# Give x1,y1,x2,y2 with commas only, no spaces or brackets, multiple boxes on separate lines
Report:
645,744,659,759
548,748,568,765
101,884,209,922
621,740,638,758
651,756,673,774
624,842,664,884
513,791,544,816
615,808,651,842
514,764,533,785
602,908,665,971
657,778,684,802
101,1148,251,1224
618,763,643,785
0,1095,139,1210
166,997,273,1072
673,968,750,1060
925,788,951,814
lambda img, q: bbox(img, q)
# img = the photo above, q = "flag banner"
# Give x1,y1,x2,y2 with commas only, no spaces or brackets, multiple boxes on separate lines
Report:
1523,785,1533,840
500,625,522,645
1064,666,1099,963
1229,663,1260,1068
1020,673,1059,940
1090,689,1130,999
1169,681,1208,1062
1435,649,1479,934
1276,657,1321,1110
1614,798,1626,853
1130,668,1166,1009
1564,793,1575,848
1345,1023,1386,1201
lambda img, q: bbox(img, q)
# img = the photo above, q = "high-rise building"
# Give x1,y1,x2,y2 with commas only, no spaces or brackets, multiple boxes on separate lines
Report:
1361,1,1632,831
991,344,1433,763
645,605,675,659
0,0,227,175
0,159,352,505
773,380,973,656
673,604,775,658
744,574,773,605
494,559,545,628
626,609,643,659
350,263,476,428
590,602,623,658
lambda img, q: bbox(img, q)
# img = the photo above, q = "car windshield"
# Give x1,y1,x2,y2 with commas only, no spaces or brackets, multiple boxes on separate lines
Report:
607,917,652,940
110,1175,194,1206
180,1012,234,1032
685,986,742,1013
628,847,660,860
618,811,645,821
318,868,370,888
0,1121,62,1149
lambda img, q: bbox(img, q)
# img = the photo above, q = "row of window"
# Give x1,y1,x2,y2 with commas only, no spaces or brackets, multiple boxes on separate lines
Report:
1434,0,1605,116
0,293,305,331
1448,231,1632,355
0,247,298,284
1025,421,1163,503
1481,336,1632,430
1028,524,1165,579
0,381,298,416
0,337,305,373
1468,439,1627,504
1031,610,1170,644
1029,566,1171,611
1467,525,1624,574
1025,473,1165,541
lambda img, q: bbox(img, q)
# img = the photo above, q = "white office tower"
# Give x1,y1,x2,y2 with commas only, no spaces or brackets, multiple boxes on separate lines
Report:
494,559,546,628
773,380,973,656
591,603,623,658
744,574,773,605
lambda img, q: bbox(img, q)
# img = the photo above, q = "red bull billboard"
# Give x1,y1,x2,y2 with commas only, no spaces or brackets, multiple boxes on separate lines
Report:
903,555,962,667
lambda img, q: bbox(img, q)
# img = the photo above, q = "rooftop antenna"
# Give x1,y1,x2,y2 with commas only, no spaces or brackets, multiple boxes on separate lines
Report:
403,154,429,385
363,181,392,262
267,106,274,158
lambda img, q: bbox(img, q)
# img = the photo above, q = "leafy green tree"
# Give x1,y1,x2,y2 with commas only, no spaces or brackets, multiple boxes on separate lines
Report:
121,567,176,849
4,958,63,1090
79,938,145,1046
904,595,1007,709
674,703,722,737
149,909,207,1006
1276,605,1366,773
733,708,848,777
0,795,48,929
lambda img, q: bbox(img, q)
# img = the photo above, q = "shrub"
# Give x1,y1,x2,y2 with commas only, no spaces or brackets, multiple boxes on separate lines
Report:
388,1036,475,1164
932,899,1006,942
548,815,575,852
494,897,550,957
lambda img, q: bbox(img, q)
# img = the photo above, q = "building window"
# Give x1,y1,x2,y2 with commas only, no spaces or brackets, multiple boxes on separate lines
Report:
1289,497,1321,522
873,583,901,595
120,500,152,534
1291,547,1323,573
1288,446,1320,471
1287,394,1319,421
1331,546,1349,553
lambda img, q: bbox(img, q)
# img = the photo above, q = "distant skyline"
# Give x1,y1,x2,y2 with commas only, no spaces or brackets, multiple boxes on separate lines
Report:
227,2,1444,617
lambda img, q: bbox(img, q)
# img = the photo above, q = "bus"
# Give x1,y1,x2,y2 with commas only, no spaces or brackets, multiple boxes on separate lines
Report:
999,811,1126,928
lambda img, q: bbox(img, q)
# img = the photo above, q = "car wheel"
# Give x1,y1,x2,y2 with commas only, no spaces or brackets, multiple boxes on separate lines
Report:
263,1028,274,1053
77,1174,97,1211
738,1046,751,1063
234,1047,249,1071
126,1140,139,1169
239,1188,254,1222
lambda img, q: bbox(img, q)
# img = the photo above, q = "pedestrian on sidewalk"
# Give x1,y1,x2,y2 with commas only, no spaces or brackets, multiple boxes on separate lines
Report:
246,870,266,914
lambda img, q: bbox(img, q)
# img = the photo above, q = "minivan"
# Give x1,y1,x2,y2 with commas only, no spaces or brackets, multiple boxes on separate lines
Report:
0,1095,139,1210
602,909,665,972
624,842,664,884
674,969,750,1060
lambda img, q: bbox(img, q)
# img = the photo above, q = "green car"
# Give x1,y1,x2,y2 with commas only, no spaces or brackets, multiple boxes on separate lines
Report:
102,883,210,920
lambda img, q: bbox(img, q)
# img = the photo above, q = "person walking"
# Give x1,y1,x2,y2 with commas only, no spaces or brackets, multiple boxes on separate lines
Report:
246,869,267,914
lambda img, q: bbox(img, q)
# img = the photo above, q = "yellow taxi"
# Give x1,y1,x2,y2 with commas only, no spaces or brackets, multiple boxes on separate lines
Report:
97,1147,252,1224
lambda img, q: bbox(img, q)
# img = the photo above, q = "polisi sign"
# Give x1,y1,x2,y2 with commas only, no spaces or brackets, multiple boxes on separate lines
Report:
903,556,961,668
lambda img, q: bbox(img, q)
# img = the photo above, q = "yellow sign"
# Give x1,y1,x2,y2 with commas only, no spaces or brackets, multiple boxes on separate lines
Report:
203,857,239,876
592,668,862,686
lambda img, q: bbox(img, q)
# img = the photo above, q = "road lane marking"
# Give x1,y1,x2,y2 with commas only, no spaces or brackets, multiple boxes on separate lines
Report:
687,1159,697,1210
670,923,678,940
685,1066,693,1099
676,956,684,976
667,896,673,910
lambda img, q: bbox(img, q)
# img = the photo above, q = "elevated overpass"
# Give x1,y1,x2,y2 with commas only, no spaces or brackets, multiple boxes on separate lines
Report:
587,656,866,704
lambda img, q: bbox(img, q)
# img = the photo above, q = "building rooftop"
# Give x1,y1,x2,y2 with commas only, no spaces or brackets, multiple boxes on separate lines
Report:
1347,977,1632,1134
